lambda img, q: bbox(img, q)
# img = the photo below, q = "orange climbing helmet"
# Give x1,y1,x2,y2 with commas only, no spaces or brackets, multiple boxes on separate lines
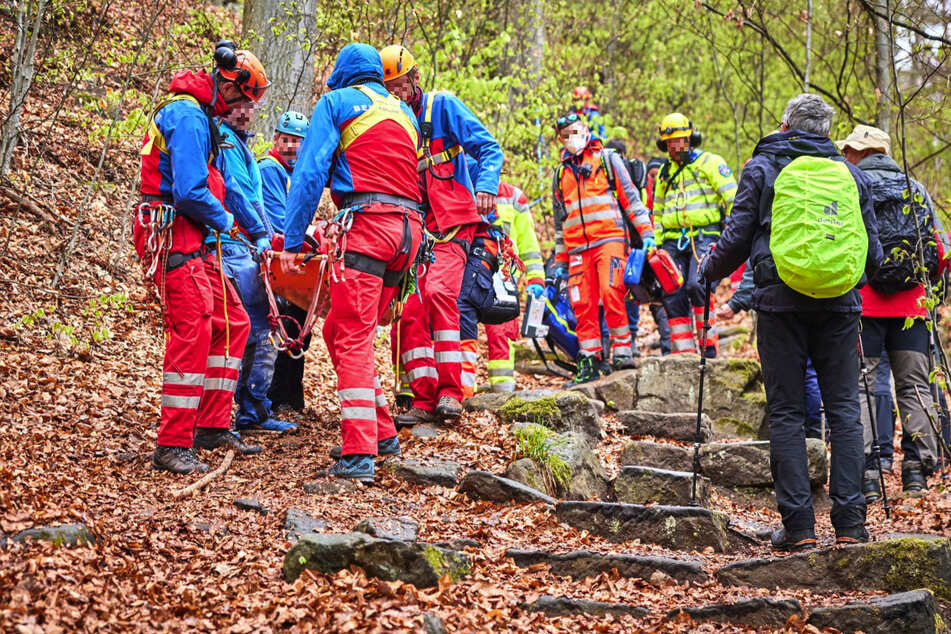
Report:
380,45,416,81
216,44,270,103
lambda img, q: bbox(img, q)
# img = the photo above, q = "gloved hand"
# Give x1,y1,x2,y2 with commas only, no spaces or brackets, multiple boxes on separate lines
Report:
527,283,545,298
642,236,656,251
554,266,569,281
254,235,271,256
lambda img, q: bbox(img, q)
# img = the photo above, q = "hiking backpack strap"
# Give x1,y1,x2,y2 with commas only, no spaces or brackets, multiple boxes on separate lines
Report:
417,91,463,173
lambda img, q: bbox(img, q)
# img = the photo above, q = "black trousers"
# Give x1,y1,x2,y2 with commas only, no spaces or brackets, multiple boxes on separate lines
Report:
758,310,866,532
267,301,311,411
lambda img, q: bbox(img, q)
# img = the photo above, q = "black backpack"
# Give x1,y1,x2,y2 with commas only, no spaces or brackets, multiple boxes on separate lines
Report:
868,173,939,294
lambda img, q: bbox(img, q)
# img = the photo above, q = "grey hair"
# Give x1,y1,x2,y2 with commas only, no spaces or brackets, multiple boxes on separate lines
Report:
781,93,834,137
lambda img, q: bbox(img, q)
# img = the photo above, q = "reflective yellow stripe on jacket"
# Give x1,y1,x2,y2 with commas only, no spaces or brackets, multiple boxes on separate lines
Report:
653,151,737,242
339,85,419,152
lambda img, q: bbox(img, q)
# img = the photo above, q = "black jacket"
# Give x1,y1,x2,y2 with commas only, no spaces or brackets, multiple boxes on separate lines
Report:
701,130,883,313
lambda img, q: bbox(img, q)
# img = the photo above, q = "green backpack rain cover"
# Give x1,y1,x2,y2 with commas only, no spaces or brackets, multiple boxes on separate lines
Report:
769,155,867,298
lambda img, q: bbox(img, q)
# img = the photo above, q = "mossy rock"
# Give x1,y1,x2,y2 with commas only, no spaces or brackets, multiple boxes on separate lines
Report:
14,523,96,548
716,536,951,601
283,532,470,588
498,391,601,447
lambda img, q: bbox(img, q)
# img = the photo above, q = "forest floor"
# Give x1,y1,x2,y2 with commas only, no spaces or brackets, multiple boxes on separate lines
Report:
1,1,951,632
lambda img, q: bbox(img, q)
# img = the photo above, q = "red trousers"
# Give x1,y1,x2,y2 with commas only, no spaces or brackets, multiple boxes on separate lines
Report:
325,207,421,455
566,240,632,358
396,223,476,411
135,220,249,447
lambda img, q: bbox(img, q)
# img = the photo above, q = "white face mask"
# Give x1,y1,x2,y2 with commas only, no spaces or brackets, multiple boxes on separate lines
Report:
564,130,589,155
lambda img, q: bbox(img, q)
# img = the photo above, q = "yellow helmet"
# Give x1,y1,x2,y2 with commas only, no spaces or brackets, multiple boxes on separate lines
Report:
658,113,693,141
380,45,416,81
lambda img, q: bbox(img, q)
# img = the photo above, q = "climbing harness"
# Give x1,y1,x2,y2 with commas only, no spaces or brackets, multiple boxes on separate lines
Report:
417,92,462,180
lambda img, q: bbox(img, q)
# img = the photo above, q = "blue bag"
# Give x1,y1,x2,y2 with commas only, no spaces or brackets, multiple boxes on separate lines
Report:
624,248,647,289
542,283,579,360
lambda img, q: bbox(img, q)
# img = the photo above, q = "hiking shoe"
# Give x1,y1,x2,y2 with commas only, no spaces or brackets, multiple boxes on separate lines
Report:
236,418,299,434
880,457,893,473
329,436,401,460
152,445,209,474
863,474,883,502
395,393,414,410
395,407,437,427
770,527,818,552
901,465,928,492
565,356,600,387
612,354,636,370
193,428,262,455
835,525,870,546
316,454,374,483
435,395,463,420
597,358,613,376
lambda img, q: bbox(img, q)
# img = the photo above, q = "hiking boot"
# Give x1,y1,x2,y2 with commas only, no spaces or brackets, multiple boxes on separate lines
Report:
597,358,613,376
901,464,928,492
880,457,893,473
152,445,209,475
236,418,299,434
316,454,374,484
435,395,463,420
329,436,401,461
395,393,414,410
835,525,870,546
395,407,436,427
862,473,882,502
193,428,262,455
612,354,636,370
565,356,600,387
770,527,818,552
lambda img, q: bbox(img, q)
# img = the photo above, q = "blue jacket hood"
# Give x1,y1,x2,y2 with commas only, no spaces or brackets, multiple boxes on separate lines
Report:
327,43,384,90
752,129,838,160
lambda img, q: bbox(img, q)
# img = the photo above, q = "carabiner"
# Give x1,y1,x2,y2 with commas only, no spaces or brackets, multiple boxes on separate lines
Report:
677,227,690,252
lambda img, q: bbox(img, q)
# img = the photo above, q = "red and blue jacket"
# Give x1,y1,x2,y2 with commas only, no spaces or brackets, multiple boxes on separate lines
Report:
575,104,605,139
258,148,292,234
140,70,267,249
416,91,503,233
283,43,422,252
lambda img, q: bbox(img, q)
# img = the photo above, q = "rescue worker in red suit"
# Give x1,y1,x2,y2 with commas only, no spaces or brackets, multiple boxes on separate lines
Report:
380,45,504,425
552,112,655,385
136,42,269,474
279,43,423,483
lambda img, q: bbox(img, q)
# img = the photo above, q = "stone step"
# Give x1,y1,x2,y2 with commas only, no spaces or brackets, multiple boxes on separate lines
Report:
613,465,711,507
667,597,802,629
505,548,707,584
566,369,637,411
283,532,470,587
700,439,827,487
806,589,943,633
520,594,648,618
715,535,951,602
283,508,326,543
618,410,712,443
619,438,828,489
382,458,461,488
458,470,556,505
466,390,601,448
353,516,418,541
555,501,752,553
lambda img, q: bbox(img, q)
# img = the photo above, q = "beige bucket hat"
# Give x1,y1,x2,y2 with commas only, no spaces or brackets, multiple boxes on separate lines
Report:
835,124,891,155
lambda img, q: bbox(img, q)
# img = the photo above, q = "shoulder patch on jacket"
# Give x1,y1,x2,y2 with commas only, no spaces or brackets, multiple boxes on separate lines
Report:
719,164,732,177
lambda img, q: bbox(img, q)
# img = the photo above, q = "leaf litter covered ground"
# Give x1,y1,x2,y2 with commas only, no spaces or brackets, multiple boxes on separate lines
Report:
2,1,951,632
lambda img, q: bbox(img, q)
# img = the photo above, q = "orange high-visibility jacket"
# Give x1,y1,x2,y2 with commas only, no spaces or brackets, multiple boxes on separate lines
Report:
552,140,654,263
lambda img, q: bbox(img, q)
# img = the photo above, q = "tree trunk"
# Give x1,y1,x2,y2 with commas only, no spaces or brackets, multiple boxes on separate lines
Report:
872,0,892,133
242,0,316,141
0,0,48,177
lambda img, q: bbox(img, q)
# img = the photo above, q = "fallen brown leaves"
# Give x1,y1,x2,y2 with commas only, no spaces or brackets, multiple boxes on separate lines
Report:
0,1,950,632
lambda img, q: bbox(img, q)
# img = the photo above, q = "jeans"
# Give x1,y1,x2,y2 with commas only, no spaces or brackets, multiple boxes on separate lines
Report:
758,310,866,532
219,242,277,425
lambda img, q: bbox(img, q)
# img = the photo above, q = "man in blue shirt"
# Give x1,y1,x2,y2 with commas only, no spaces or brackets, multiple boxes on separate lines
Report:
214,100,297,434
258,111,310,414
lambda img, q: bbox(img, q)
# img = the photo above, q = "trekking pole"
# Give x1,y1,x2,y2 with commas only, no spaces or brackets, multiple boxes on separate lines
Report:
690,277,713,507
858,334,890,519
